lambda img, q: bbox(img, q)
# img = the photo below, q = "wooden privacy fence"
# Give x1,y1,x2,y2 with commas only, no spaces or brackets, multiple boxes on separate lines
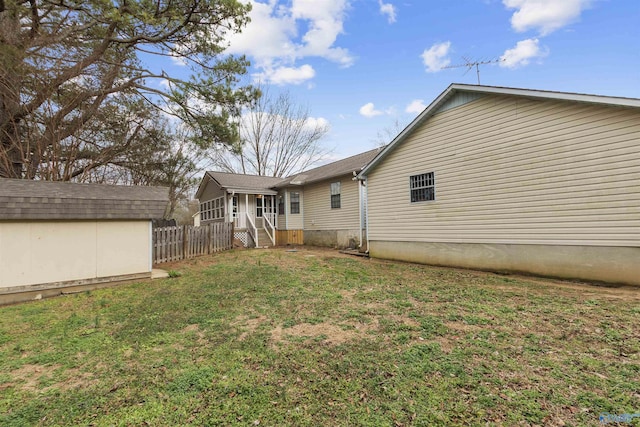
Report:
153,223,233,264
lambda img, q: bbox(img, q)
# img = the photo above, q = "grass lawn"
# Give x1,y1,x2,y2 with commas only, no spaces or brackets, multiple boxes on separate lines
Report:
1,248,639,426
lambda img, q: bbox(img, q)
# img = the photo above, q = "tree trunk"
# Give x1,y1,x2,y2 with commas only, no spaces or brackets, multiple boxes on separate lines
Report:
0,6,24,178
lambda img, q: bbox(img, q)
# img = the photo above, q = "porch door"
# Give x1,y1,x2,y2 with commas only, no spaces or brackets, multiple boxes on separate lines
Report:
255,196,263,227
264,195,276,227
256,197,263,217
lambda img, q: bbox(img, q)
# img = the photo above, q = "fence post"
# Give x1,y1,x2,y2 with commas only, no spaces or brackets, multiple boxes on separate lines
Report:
208,223,213,254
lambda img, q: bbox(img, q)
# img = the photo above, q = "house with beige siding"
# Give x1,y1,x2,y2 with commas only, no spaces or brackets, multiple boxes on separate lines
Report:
195,172,284,247
196,148,379,248
0,179,168,304
358,84,640,286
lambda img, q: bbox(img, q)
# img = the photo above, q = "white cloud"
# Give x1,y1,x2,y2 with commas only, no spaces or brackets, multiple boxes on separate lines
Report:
405,99,426,114
291,0,354,67
254,64,316,85
421,41,451,72
225,0,353,85
225,1,297,62
503,0,592,36
378,0,397,23
500,38,548,68
359,102,384,118
305,116,331,130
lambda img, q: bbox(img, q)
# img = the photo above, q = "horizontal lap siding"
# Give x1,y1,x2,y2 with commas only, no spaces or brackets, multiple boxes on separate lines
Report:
200,181,225,202
303,177,359,230
367,94,640,246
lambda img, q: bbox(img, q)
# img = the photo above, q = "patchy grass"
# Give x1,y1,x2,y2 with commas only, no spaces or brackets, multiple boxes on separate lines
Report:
1,247,638,426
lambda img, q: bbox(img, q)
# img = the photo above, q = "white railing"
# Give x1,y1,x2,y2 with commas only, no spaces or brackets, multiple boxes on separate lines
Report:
264,212,276,227
234,212,247,229
263,214,276,246
246,212,258,247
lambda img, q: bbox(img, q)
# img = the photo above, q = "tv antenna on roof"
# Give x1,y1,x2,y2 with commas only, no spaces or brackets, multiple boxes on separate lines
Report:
441,56,504,85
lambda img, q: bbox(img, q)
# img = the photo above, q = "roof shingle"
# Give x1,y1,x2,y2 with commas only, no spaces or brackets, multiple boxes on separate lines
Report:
206,171,285,191
276,148,381,187
0,179,169,220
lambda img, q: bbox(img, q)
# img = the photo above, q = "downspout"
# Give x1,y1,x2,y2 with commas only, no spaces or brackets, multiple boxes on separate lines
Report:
358,178,363,249
354,172,367,251
363,178,369,254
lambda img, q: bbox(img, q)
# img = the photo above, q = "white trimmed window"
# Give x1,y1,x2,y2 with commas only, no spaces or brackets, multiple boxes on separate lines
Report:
290,192,300,214
410,172,435,202
330,182,341,209
200,196,225,220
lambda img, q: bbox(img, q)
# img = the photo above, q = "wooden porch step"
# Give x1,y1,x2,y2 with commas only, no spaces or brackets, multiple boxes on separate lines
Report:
256,229,274,248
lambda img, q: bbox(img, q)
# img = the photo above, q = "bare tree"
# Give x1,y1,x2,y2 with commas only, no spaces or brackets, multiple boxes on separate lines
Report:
0,0,257,179
211,86,331,177
371,117,407,148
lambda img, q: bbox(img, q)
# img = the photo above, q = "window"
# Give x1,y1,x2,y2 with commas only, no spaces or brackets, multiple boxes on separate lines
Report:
278,195,284,214
410,172,435,202
330,182,341,209
290,192,300,214
200,196,226,220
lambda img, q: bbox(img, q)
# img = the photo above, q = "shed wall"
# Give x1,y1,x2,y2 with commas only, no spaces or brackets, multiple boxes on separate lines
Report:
0,220,151,289
366,94,640,246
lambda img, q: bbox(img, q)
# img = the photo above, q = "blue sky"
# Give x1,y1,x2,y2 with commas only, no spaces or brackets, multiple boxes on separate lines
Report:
168,0,640,161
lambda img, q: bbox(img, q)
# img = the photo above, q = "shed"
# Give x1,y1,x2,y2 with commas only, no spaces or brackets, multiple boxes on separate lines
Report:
0,179,168,302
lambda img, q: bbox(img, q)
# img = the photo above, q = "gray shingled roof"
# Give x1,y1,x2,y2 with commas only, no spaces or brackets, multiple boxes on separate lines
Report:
0,179,169,220
196,149,381,199
206,171,285,191
276,148,381,187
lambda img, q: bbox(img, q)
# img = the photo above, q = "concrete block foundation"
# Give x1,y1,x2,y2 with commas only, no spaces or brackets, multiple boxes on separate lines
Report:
304,229,361,249
369,240,640,286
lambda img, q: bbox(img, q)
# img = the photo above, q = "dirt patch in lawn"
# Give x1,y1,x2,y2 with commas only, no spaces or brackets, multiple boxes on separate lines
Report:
8,364,96,392
233,315,269,341
182,324,207,344
271,322,361,346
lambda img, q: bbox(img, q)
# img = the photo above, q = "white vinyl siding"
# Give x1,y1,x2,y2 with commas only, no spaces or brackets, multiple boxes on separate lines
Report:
366,94,640,247
304,177,359,230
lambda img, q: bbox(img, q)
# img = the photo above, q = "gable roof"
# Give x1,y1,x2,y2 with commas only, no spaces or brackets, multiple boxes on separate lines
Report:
359,83,640,178
196,171,284,198
196,148,381,198
0,179,168,220
276,148,381,187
